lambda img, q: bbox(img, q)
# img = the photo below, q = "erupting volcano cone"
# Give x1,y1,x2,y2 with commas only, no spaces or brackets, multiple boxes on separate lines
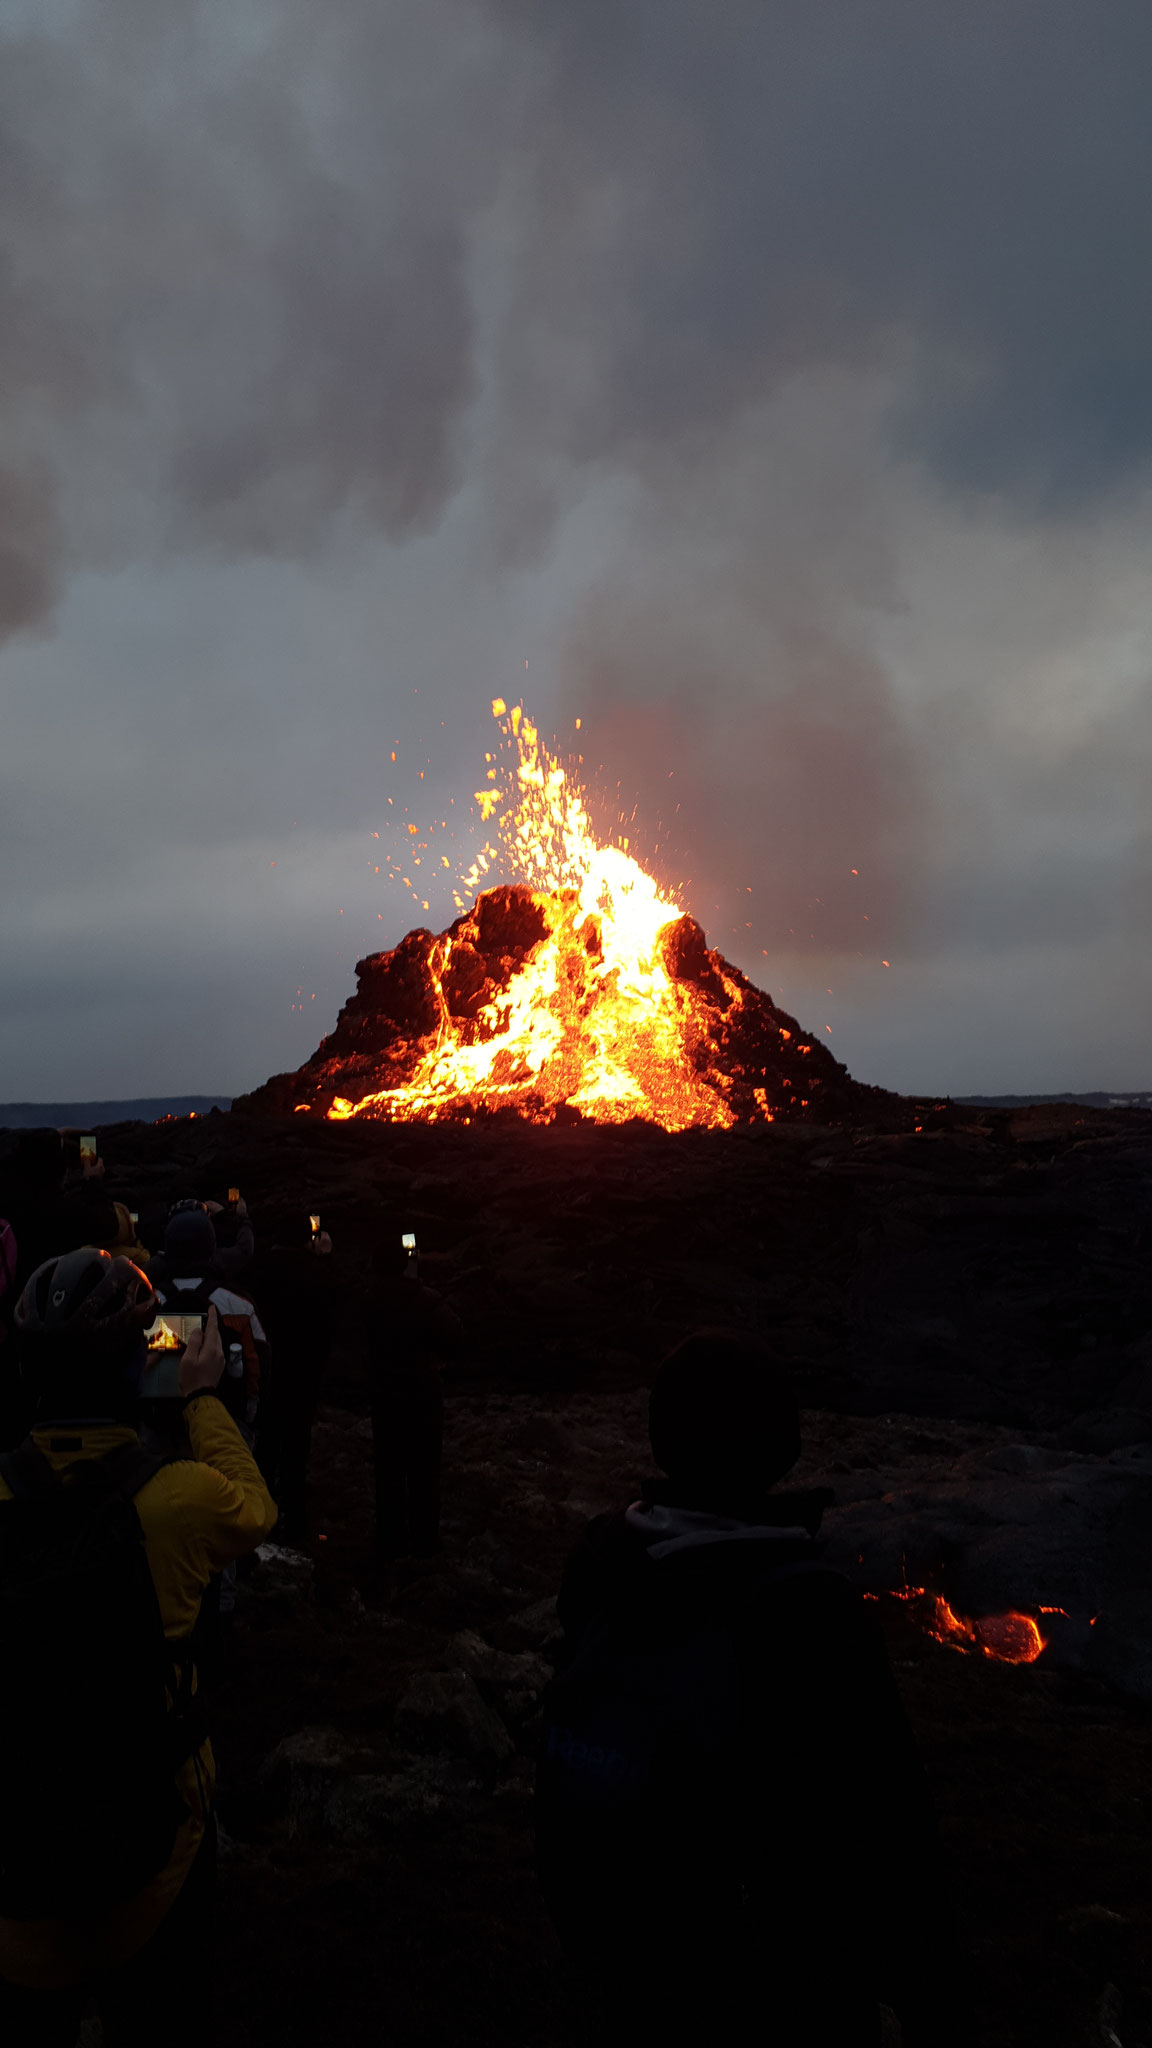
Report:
241,885,887,1129
239,705,893,1130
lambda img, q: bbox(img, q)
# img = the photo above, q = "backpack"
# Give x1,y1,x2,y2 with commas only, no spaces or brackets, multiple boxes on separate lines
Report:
535,1543,831,1943
0,1438,205,1920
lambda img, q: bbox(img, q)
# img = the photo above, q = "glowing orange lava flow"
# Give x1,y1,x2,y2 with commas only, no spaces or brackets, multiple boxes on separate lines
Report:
327,703,748,1130
879,1586,1048,1664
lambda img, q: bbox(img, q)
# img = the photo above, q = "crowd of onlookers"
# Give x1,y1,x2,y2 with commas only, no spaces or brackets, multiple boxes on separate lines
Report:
0,1127,459,1570
0,1126,965,2046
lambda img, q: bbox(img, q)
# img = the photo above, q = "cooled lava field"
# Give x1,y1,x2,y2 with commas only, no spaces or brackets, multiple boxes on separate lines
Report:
87,1096,1152,2048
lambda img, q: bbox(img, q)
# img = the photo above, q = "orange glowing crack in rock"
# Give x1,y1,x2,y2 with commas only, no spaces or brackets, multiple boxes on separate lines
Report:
327,703,747,1131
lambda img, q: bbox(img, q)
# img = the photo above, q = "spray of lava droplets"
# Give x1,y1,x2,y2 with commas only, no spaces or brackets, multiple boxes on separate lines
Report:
327,701,749,1130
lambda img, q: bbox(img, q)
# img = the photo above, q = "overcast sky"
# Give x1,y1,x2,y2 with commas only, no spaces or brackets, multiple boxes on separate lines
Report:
3,0,1151,1100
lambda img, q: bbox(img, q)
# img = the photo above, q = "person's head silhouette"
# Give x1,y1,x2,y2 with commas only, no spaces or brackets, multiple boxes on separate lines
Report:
648,1329,801,1499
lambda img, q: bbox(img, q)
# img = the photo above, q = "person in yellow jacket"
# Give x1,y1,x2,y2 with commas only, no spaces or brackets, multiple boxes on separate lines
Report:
0,1247,277,2046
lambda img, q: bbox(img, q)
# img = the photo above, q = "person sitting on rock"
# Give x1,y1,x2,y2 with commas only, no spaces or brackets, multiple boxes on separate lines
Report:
0,1249,276,2046
535,1329,966,2048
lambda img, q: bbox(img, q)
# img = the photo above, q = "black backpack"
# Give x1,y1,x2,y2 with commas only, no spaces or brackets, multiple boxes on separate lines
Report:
0,1438,204,1920
535,1542,831,1938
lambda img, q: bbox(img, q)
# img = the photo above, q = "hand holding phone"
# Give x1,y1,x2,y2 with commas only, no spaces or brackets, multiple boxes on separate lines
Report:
79,1134,103,1181
401,1231,418,1280
179,1306,227,1397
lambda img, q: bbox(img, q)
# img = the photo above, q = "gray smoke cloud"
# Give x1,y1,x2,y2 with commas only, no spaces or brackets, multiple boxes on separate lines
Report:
2,0,1150,1096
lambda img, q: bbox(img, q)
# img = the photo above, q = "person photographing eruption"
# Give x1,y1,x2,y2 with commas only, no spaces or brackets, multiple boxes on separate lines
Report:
0,1248,276,2046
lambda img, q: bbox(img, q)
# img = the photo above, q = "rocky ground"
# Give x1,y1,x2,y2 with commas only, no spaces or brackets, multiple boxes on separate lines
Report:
87,1099,1152,2046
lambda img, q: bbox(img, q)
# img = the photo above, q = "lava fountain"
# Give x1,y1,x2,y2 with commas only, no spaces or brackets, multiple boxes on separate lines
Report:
244,704,889,1130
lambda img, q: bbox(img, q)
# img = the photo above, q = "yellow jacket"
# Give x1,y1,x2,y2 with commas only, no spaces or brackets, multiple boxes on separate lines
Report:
0,1391,276,1989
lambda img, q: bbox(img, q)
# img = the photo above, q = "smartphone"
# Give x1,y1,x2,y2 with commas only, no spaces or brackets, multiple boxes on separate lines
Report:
310,1212,321,1243
401,1230,417,1279
227,1186,240,1207
145,1311,208,1351
79,1135,97,1162
129,1211,139,1226
143,1311,208,1399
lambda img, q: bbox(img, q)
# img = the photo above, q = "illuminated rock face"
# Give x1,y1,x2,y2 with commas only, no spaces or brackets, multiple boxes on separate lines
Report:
241,883,890,1129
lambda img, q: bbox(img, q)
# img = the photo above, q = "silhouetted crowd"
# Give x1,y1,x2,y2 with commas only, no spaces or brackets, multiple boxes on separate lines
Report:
0,1126,966,2047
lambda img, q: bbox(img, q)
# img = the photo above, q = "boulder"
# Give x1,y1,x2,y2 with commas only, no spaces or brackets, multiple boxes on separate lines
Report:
447,1629,553,1691
237,1543,315,1623
492,1595,561,1652
259,1726,371,1836
394,1670,514,1761
322,1759,483,1843
822,1441,1152,1698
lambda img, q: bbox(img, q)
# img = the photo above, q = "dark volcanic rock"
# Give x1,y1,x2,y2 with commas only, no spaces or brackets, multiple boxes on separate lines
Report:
77,1099,1152,2048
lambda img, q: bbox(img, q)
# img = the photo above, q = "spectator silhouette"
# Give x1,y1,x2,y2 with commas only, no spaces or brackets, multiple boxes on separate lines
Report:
364,1240,462,1572
250,1212,337,1545
148,1205,270,1658
149,1195,254,1291
149,1206,266,1434
0,1133,113,1450
106,1201,152,1267
0,1129,110,1297
536,1330,965,2048
0,1250,275,2045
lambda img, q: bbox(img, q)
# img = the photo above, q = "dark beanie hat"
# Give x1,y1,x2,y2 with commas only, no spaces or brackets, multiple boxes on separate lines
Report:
648,1329,801,1491
162,1205,217,1272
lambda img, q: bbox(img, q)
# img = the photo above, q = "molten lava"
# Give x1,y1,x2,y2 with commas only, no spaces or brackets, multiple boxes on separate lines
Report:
880,1586,1048,1665
331,706,737,1130
244,702,888,1130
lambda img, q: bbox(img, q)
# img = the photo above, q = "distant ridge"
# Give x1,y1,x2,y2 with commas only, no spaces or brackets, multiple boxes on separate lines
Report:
0,1096,232,1130
955,1092,1152,1110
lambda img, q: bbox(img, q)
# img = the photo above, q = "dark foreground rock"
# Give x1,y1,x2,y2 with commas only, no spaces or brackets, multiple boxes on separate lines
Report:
81,1099,1152,2047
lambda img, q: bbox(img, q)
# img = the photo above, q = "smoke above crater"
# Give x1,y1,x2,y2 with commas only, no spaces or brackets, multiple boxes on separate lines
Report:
2,0,1151,1095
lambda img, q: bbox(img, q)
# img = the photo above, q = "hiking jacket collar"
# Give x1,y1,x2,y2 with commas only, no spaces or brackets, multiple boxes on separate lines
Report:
623,1499,822,1562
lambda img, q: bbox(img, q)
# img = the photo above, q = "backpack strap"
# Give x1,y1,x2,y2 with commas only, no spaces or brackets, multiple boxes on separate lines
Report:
0,1437,169,1505
0,1440,59,1499
84,1442,172,1504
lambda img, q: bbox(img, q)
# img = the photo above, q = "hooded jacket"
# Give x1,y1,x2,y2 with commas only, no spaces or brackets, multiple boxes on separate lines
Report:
0,1391,276,1990
550,1477,960,2044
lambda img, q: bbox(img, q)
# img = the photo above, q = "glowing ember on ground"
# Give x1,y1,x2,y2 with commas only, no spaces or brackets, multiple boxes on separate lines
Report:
877,1586,1048,1665
329,704,751,1130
